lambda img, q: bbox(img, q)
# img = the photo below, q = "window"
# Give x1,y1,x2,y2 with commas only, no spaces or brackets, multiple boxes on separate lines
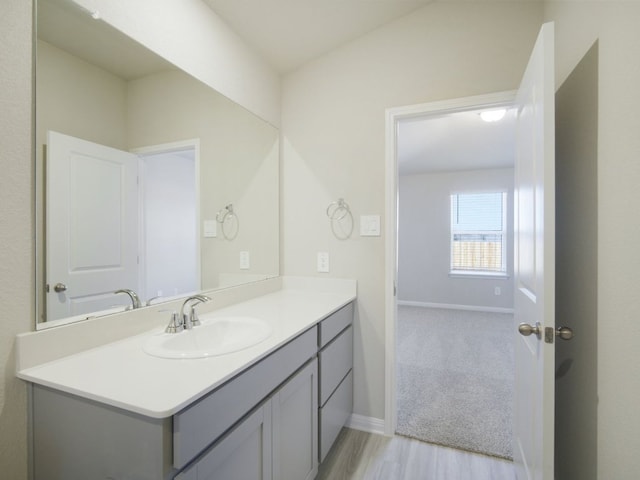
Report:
450,192,507,275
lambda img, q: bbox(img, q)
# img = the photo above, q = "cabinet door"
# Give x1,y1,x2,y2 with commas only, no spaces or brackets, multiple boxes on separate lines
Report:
176,403,272,480
272,359,318,480
174,328,317,469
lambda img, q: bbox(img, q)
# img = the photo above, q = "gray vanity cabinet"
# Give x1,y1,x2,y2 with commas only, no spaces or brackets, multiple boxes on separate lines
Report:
178,359,318,480
29,301,354,479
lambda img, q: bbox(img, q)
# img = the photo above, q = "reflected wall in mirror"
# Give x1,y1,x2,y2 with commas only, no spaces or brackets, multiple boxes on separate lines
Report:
36,0,279,328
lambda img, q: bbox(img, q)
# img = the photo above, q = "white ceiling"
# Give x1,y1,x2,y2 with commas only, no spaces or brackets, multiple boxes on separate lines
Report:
38,0,174,80
203,0,433,73
397,109,516,175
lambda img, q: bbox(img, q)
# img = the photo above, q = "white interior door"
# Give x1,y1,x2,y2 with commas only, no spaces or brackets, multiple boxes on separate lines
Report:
513,23,556,480
46,131,140,321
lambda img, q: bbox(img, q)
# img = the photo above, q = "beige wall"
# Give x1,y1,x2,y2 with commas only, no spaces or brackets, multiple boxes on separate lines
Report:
545,3,640,478
37,40,128,151
554,39,598,480
0,0,32,477
281,2,543,421
398,168,515,310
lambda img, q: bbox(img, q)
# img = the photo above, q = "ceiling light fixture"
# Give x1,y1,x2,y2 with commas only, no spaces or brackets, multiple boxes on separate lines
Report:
480,109,507,122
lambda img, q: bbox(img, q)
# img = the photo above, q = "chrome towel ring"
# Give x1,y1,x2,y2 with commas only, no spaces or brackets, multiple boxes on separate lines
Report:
326,198,353,240
216,204,239,240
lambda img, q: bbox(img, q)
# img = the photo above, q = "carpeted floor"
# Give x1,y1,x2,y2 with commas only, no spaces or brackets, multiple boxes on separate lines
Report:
396,306,514,460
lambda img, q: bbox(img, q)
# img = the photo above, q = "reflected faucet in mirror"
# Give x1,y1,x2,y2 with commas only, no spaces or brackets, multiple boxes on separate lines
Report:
115,289,142,310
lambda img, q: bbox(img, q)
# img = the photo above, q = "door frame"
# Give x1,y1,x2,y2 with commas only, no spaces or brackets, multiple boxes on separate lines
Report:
383,91,517,435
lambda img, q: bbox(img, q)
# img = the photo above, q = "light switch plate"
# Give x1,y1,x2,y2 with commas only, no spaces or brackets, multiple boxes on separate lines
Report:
203,220,217,237
360,215,381,236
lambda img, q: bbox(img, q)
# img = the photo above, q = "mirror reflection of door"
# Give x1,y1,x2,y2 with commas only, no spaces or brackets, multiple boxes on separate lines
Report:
46,131,140,321
45,132,199,322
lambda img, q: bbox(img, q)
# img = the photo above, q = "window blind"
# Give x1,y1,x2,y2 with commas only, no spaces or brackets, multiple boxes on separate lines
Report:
450,192,506,273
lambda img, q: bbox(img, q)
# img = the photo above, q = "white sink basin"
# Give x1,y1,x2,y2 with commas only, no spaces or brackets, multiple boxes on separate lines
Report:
143,316,273,359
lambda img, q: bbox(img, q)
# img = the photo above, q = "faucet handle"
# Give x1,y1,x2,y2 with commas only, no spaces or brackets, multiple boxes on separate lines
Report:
146,295,162,306
190,305,202,327
181,295,211,329
165,312,184,334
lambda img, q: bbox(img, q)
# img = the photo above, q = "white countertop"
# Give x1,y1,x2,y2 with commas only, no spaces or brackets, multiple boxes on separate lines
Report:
17,288,355,418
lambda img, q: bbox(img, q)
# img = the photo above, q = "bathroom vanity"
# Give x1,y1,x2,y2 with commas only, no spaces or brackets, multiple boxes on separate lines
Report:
17,280,355,479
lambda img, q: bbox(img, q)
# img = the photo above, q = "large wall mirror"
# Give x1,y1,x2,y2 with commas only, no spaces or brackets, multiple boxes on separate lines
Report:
36,0,279,328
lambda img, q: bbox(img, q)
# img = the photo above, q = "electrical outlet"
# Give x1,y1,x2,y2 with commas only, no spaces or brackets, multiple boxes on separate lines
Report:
317,252,329,273
494,286,501,296
240,251,250,270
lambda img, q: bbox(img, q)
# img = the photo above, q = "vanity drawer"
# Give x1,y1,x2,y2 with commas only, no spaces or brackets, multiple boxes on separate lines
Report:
173,327,317,469
318,302,353,348
319,325,353,407
319,370,353,462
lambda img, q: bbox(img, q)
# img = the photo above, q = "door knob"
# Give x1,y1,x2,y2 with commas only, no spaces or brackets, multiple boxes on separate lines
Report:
53,283,67,293
518,322,541,339
555,326,574,341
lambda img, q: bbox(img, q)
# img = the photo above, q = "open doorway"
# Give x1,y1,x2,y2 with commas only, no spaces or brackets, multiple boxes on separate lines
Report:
134,140,201,301
386,92,517,459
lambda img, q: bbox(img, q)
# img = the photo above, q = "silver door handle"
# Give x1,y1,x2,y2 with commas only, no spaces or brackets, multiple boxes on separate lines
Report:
53,283,67,293
519,322,574,343
555,326,574,341
518,322,541,339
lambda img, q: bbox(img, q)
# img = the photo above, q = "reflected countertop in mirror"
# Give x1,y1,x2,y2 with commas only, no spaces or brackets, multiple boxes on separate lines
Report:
35,0,279,328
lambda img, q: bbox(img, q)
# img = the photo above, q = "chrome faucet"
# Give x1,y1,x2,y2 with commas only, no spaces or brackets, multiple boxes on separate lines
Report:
115,289,142,309
164,294,212,333
180,295,211,330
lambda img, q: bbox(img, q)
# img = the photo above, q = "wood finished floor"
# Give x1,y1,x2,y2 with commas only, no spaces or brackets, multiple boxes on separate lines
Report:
316,428,516,480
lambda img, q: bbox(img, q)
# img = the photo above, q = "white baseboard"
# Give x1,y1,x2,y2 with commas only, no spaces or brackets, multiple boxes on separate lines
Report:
346,414,386,435
397,300,514,314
